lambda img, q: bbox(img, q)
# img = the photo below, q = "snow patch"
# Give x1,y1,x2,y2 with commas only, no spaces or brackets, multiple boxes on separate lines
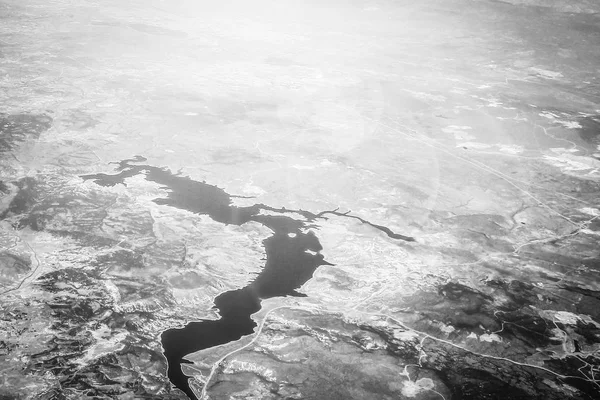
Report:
557,120,582,129
401,378,435,397
456,142,492,149
539,310,600,327
443,125,475,141
498,144,524,154
292,164,316,170
539,112,582,128
579,207,600,217
543,148,600,180
479,333,502,343
529,67,563,79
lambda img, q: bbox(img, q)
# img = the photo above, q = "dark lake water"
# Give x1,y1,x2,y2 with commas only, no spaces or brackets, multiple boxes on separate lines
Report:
82,157,414,399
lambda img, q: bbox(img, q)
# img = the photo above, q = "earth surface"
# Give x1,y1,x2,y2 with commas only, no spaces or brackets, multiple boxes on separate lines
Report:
1,0,600,399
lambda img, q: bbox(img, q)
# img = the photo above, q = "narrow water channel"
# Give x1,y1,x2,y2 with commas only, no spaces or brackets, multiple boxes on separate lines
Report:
82,157,414,399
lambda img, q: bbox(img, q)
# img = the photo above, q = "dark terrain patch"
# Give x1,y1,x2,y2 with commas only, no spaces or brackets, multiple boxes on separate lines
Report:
0,177,120,245
59,109,99,131
577,116,600,145
395,276,600,398
441,368,533,400
0,177,37,221
93,249,145,272
0,252,32,289
0,113,52,152
560,285,600,321
30,267,178,398
402,282,499,334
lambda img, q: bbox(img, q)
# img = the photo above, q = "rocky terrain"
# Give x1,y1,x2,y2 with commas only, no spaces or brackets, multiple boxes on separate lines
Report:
1,0,599,399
